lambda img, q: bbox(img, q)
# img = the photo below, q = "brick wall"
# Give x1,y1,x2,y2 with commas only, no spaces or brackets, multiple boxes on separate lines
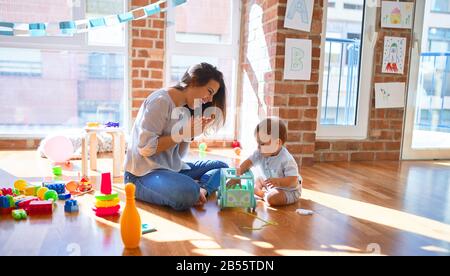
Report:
314,0,415,162
129,0,166,120
240,0,323,167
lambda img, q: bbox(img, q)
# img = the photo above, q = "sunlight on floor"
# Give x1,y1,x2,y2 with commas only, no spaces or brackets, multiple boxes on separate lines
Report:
303,189,450,243
421,245,450,254
275,249,384,256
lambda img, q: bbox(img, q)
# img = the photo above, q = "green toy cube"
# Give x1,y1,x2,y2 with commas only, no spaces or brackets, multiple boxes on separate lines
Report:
217,168,256,212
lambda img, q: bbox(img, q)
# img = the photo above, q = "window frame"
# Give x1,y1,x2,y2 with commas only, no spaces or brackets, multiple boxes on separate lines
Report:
0,0,129,138
165,0,242,140
431,0,450,14
316,0,376,140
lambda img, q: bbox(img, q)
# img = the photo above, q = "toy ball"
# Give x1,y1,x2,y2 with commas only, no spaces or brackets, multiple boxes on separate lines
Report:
37,187,49,200
66,181,79,193
14,179,28,191
232,140,241,149
44,190,59,202
233,147,241,156
199,142,207,152
43,135,74,163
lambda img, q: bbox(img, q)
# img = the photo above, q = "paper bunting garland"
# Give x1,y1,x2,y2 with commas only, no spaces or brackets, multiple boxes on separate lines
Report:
0,0,185,37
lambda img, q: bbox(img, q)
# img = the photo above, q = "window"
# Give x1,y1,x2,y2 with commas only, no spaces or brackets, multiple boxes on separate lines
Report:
166,0,241,140
343,3,363,10
432,0,450,13
428,28,450,52
317,0,375,139
0,0,128,137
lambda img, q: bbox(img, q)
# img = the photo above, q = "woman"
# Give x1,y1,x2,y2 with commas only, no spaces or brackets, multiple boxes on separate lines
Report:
124,63,229,211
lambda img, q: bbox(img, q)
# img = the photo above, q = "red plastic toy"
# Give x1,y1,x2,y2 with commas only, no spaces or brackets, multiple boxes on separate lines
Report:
101,173,112,195
93,205,120,217
232,140,241,149
1,188,13,196
28,200,53,215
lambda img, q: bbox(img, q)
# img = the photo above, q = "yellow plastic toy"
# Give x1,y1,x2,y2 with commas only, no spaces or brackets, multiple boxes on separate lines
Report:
86,122,101,128
120,183,141,249
37,187,49,200
95,197,120,208
14,179,28,191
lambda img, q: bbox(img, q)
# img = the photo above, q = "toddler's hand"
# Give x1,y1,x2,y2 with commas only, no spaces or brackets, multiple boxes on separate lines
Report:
227,179,241,189
263,178,278,189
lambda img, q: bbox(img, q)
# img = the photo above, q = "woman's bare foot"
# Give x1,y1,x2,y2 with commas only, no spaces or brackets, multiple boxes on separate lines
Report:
194,188,208,206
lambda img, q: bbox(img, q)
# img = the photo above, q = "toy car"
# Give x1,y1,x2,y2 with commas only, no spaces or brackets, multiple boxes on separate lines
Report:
217,168,256,212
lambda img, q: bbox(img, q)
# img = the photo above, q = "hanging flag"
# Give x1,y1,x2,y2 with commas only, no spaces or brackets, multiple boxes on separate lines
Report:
0,0,187,37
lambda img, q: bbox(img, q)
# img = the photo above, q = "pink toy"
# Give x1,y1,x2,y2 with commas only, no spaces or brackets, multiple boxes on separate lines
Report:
93,205,120,217
28,200,53,215
101,172,112,195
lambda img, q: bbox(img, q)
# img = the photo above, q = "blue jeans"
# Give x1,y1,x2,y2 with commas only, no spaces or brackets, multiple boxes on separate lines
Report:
124,160,228,211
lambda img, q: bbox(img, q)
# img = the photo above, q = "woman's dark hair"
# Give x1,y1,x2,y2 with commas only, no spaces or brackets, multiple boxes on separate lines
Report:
172,63,227,132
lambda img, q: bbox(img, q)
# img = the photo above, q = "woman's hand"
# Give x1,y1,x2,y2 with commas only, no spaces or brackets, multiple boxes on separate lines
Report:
189,116,215,139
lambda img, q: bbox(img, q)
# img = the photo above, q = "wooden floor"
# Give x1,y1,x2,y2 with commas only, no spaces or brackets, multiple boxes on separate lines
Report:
1,150,450,256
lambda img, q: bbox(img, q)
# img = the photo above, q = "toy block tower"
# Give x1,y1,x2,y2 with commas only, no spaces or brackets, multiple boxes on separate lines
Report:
93,173,120,217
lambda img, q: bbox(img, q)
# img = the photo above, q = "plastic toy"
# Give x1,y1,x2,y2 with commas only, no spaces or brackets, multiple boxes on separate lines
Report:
217,168,256,212
232,140,241,148
16,197,38,209
44,183,66,194
142,224,157,235
120,183,141,249
101,173,112,195
64,200,79,213
58,193,71,200
12,209,27,220
95,198,120,208
52,166,62,176
1,188,14,196
24,186,39,196
0,207,13,215
105,122,120,128
94,173,120,217
37,187,49,200
0,195,13,208
79,177,92,192
65,181,79,194
95,193,118,201
198,142,207,152
93,205,120,217
44,190,59,202
13,179,28,191
28,200,53,215
86,122,101,128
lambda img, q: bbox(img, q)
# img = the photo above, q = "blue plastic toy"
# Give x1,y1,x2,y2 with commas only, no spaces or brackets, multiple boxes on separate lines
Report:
64,200,79,213
43,183,66,195
58,193,71,200
217,168,257,212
